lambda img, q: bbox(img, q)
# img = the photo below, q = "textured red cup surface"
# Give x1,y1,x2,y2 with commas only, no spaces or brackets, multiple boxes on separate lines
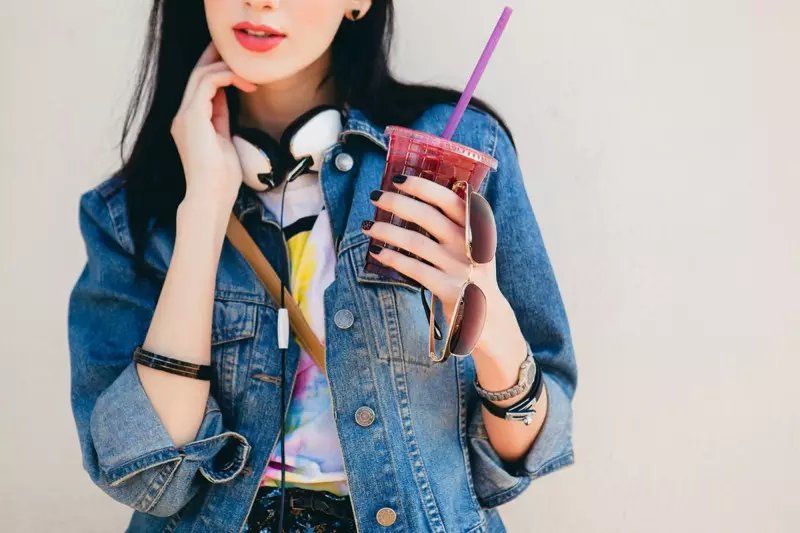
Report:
364,126,499,288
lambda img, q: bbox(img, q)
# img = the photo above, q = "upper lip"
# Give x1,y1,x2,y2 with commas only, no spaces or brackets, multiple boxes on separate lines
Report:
233,21,285,36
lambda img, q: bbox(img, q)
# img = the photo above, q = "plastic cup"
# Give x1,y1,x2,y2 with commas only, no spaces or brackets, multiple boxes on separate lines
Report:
363,126,499,288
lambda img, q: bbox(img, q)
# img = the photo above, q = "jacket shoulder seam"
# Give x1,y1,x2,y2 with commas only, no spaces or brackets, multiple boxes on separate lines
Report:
107,197,126,250
80,186,126,255
91,174,134,255
488,115,500,159
95,173,126,201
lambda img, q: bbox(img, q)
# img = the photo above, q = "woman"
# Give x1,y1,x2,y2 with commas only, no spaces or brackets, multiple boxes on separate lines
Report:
68,1,577,532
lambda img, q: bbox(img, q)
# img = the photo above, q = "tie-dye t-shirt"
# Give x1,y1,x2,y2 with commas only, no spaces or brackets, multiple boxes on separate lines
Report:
256,172,349,496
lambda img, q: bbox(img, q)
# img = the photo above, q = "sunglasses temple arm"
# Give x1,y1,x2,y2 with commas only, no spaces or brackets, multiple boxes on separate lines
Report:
420,288,443,340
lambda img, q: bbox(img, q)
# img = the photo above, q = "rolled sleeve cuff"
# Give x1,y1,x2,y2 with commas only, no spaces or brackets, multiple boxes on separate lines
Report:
510,372,575,477
90,362,251,486
469,372,575,508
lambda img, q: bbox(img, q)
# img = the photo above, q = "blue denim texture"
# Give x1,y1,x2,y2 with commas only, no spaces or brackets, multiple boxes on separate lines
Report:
68,105,578,532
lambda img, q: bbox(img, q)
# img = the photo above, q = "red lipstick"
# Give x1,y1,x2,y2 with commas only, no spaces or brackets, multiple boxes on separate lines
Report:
233,21,286,53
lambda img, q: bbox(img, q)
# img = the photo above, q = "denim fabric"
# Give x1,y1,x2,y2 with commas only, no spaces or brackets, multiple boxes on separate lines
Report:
69,105,578,533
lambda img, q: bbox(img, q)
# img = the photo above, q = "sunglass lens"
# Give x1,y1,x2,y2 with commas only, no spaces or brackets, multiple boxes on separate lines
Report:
448,284,487,356
469,194,497,264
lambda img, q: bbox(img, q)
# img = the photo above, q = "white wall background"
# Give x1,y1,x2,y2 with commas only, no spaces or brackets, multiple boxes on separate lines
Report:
2,0,798,531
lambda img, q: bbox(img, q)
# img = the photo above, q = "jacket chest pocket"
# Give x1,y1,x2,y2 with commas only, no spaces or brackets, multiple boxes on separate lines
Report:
210,294,260,415
344,238,441,370
390,288,445,370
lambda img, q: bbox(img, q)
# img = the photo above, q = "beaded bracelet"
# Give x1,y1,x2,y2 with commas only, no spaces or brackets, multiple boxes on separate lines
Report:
133,346,213,381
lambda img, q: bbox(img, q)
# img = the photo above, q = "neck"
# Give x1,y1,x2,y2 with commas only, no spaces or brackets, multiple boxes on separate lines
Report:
237,49,338,140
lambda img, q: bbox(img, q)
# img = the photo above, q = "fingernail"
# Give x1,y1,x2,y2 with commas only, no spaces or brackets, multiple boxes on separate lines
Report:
369,244,383,255
392,174,407,184
370,190,384,202
361,220,374,231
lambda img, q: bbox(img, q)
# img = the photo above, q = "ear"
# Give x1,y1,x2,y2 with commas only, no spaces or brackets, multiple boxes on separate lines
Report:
346,0,372,21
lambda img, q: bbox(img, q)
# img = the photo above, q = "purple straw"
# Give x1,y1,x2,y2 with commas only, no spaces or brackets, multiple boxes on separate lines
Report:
442,6,513,140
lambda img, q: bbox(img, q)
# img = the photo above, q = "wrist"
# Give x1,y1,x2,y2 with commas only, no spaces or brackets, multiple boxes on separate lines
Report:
177,195,233,240
472,289,531,407
480,365,545,425
471,311,528,398
179,189,235,218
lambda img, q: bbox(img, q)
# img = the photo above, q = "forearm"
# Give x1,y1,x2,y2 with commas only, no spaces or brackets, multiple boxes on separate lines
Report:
138,197,231,447
471,294,548,463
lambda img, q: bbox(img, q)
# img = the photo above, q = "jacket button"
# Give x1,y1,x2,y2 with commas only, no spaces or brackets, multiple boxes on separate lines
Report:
335,152,355,172
354,406,375,427
334,309,354,329
376,507,397,527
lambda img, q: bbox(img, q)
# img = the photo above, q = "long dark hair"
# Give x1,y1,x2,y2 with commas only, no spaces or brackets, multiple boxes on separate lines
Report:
120,0,511,265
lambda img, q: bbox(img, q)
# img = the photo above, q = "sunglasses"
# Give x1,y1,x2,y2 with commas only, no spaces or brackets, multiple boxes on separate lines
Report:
420,180,497,363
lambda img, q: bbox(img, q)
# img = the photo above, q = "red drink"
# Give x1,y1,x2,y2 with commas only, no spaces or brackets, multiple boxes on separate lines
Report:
364,126,499,288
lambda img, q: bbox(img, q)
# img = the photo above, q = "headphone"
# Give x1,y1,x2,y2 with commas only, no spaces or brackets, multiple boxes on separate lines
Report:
231,104,344,531
232,105,345,193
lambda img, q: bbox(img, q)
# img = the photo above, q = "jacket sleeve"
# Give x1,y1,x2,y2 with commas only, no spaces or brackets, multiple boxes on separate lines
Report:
467,118,578,509
68,189,251,517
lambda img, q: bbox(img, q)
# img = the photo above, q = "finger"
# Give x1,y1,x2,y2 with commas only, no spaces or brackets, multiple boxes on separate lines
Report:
368,245,455,297
210,88,230,139
181,62,250,115
390,175,467,227
190,70,257,110
179,62,228,116
179,43,223,110
185,61,231,98
196,41,222,68
362,221,467,274
370,190,463,245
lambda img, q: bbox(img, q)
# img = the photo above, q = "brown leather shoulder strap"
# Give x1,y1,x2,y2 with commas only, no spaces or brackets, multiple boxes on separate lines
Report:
225,212,326,375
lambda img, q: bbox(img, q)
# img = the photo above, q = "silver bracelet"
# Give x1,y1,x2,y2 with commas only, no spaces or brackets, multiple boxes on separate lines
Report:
473,349,536,402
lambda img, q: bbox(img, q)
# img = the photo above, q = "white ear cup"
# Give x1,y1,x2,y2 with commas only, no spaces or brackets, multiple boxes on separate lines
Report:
288,108,344,172
232,135,274,192
233,106,344,193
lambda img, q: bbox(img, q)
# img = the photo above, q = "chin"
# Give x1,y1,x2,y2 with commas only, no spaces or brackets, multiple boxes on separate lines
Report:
228,56,304,86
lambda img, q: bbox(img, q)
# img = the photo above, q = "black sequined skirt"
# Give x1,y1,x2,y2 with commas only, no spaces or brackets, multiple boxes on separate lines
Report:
242,486,357,533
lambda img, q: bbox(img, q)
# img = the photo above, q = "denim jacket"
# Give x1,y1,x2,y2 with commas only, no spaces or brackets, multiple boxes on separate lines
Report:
68,104,577,533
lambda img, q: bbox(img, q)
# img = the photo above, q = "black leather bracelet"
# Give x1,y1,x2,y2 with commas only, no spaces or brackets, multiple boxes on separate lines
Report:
133,346,213,381
480,361,543,425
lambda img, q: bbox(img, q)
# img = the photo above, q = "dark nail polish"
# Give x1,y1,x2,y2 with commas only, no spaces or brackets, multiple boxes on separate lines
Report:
369,244,383,255
392,174,407,184
370,190,384,202
361,220,374,231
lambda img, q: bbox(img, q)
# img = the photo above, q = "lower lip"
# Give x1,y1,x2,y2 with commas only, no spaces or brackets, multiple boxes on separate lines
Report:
234,30,285,53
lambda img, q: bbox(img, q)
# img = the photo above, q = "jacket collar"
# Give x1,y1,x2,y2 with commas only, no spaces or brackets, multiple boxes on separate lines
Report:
338,107,388,151
233,107,387,222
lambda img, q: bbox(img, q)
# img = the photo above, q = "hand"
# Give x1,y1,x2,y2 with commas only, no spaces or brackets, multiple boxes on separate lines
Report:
361,175,504,352
171,41,258,211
